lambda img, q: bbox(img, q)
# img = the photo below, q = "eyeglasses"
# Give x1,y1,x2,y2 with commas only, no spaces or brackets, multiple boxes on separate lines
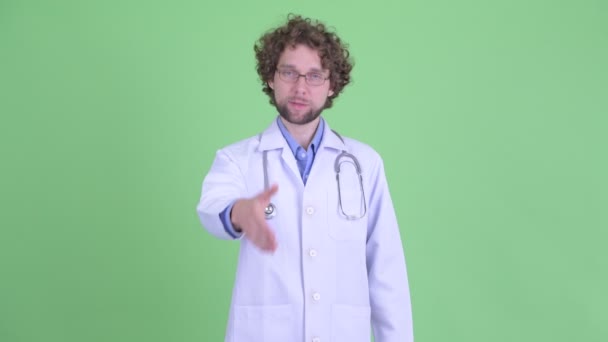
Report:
276,69,329,86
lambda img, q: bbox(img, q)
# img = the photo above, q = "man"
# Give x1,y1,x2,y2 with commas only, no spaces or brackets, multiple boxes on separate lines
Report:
197,14,413,342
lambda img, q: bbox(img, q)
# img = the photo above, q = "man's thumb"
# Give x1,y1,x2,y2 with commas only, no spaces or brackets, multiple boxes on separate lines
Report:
259,184,279,202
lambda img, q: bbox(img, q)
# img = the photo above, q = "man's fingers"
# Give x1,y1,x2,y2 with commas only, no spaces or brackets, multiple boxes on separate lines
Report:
263,229,278,252
258,184,279,203
252,222,277,253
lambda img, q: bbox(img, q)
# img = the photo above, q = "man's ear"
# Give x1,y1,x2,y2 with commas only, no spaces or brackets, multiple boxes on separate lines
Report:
268,80,274,90
328,88,334,97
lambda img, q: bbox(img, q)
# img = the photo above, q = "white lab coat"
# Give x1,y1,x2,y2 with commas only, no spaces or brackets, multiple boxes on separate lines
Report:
197,118,413,342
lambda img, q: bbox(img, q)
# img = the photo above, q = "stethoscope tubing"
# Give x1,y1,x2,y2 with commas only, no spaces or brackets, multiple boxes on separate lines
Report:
262,148,367,221
263,149,277,219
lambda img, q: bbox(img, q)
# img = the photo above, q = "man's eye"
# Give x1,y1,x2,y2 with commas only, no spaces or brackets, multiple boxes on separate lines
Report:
282,70,296,78
308,73,323,81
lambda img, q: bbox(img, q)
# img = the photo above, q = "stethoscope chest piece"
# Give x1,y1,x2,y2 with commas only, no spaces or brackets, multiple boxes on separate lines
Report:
265,202,276,219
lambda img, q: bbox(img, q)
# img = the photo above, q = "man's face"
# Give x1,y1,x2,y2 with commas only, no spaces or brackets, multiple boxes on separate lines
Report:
268,44,334,125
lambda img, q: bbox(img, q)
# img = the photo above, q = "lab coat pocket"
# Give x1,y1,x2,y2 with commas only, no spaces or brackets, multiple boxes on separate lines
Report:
328,217,367,241
331,304,371,342
232,304,294,342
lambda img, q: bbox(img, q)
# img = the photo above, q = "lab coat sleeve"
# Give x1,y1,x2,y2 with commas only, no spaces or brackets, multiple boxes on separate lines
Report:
219,201,241,238
366,156,414,342
196,148,247,240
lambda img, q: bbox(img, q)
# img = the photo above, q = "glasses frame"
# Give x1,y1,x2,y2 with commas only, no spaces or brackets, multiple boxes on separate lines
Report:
275,69,330,86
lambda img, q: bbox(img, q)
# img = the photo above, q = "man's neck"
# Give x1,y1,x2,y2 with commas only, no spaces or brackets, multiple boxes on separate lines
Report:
279,116,321,150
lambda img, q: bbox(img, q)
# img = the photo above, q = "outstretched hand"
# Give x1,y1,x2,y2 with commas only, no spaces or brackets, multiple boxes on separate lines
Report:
231,184,279,252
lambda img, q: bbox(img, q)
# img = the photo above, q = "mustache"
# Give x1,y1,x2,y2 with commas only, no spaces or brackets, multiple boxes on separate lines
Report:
288,97,309,104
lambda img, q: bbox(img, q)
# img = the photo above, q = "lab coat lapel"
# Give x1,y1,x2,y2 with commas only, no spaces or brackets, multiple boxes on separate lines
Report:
319,120,348,153
258,119,301,184
305,120,348,191
319,121,348,152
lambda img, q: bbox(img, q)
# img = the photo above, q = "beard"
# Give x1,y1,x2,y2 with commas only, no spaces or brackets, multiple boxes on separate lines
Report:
274,97,325,125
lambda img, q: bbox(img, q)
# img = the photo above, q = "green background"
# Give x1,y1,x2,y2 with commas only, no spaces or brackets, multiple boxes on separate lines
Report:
1,0,606,341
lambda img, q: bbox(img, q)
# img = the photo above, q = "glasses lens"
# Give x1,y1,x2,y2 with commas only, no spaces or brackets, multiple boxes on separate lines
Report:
277,70,326,85
278,70,295,82
306,73,325,86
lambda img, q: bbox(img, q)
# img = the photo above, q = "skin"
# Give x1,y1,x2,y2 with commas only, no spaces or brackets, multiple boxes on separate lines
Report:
231,44,335,252
269,44,334,149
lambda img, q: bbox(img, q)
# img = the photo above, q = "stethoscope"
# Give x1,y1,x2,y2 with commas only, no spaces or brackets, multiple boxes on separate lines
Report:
262,130,367,221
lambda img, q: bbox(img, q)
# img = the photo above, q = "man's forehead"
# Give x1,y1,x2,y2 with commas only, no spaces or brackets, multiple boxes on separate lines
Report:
277,45,326,71
277,63,324,72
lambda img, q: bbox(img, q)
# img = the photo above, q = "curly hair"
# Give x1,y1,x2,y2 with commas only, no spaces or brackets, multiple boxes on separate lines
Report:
254,14,353,109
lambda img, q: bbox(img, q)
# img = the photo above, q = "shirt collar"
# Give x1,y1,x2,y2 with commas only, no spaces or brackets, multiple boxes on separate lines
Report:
276,116,325,155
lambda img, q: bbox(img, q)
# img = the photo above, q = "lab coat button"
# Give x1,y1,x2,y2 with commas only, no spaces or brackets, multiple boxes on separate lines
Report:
309,249,317,257
312,292,321,301
306,206,315,215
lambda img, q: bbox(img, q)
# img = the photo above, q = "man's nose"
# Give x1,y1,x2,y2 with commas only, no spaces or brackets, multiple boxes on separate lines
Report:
293,75,309,93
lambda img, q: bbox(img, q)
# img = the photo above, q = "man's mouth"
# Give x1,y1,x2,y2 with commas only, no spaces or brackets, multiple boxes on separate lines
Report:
288,99,309,108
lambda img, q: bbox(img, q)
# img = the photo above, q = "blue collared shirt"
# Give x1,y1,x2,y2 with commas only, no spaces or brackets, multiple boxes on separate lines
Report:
219,116,325,238
276,116,324,185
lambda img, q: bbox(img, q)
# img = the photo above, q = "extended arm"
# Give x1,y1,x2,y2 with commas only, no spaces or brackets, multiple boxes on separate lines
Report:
196,149,278,252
